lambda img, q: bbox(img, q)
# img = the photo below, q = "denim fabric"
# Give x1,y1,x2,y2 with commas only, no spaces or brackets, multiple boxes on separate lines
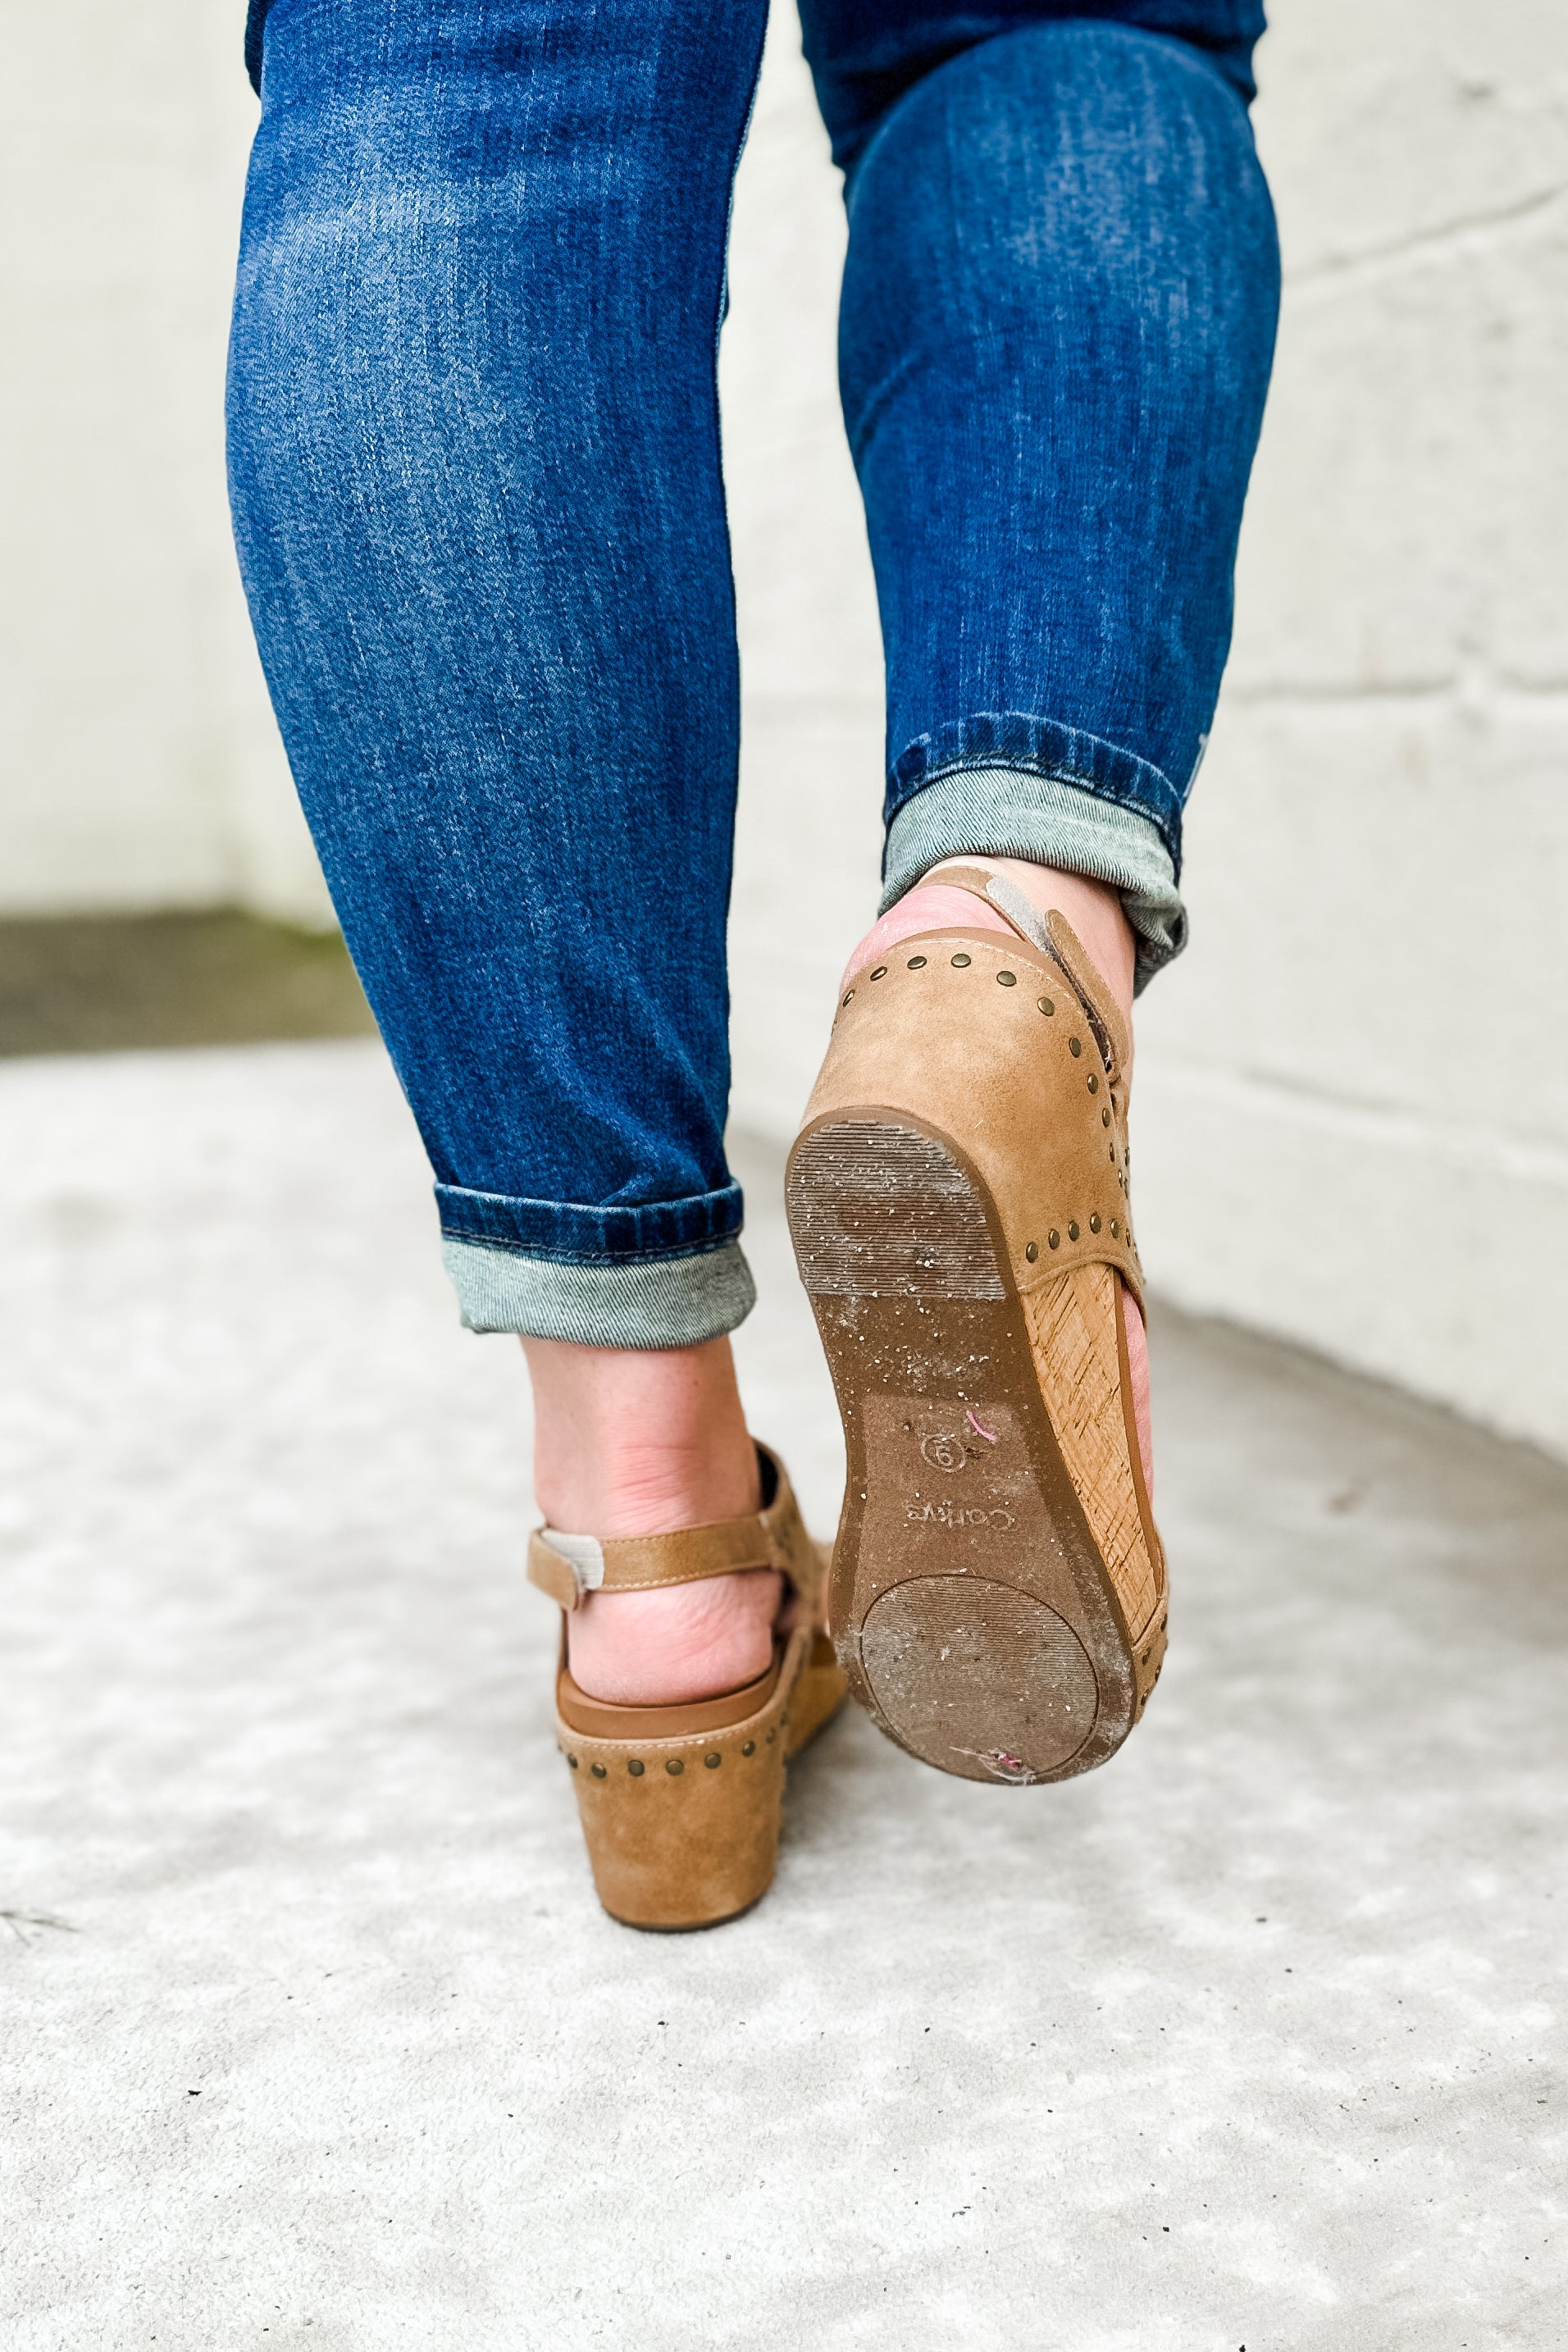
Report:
230,0,768,1345
882,769,1187,980
440,1234,759,1344
230,0,1278,1347
797,0,1265,169
840,22,1279,883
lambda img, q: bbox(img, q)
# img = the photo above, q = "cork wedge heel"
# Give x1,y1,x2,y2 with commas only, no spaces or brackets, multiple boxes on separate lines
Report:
786,867,1167,1787
530,1445,846,1929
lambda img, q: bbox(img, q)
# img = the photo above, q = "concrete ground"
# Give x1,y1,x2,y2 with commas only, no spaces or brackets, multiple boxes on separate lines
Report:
2,1037,1563,2351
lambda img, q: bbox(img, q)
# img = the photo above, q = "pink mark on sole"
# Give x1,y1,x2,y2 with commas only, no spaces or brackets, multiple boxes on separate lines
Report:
965,1409,998,1444
955,1745,1035,1781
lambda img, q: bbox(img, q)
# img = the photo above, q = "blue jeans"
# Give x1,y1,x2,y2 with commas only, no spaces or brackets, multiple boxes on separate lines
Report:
229,0,1278,1349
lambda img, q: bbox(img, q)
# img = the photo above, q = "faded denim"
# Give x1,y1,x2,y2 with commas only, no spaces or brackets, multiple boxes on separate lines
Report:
229,1,1278,1347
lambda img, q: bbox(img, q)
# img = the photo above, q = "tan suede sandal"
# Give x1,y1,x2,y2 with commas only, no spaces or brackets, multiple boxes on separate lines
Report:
529,1444,846,1930
786,863,1167,1787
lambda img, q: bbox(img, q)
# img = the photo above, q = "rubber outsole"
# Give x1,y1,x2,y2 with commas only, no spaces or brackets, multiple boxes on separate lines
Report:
787,1110,1155,1785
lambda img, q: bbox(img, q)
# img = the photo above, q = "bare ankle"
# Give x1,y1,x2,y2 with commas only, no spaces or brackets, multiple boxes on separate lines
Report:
522,1334,759,1537
522,1333,778,1705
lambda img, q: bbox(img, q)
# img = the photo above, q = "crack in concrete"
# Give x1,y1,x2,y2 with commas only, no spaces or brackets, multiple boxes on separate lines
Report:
1286,179,1568,294
2,1908,80,1944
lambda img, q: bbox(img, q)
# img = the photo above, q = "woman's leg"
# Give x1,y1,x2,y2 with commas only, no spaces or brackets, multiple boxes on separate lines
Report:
229,0,777,1700
804,5,1281,1479
807,4,1279,969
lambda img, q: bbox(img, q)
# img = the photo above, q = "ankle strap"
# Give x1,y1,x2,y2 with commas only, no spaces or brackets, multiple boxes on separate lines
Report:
921,859,1061,959
918,861,1127,1077
920,858,1017,909
526,1443,819,1611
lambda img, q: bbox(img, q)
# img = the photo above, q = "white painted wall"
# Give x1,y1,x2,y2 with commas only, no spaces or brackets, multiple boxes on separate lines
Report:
1115,2,1568,1461
3,3,1566,1452
0,2,330,923
723,1,1568,1461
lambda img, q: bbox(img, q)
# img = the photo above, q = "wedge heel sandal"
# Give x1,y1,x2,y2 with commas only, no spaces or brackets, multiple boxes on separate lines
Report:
530,1444,846,1929
786,868,1167,1788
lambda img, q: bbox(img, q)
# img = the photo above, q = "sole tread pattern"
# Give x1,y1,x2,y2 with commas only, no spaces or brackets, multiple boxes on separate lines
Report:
788,1112,1152,1785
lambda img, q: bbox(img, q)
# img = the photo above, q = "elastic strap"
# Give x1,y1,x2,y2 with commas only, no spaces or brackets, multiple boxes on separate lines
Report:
922,860,1123,1074
526,1443,803,1610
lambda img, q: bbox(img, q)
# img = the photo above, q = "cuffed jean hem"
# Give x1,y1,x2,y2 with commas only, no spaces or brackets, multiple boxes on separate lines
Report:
435,1176,744,1259
440,1234,758,1346
882,763,1188,994
888,713,1185,859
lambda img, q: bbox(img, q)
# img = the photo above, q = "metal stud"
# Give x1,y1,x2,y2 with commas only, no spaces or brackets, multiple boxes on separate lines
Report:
1087,1074,1099,1093
907,955,928,969
766,1728,777,1744
1068,1221,1080,1242
741,1740,755,1757
1025,1241,1038,1263
590,1763,607,1780
567,1753,579,1770
950,952,972,968
1090,1213,1101,1234
841,990,855,1006
666,1758,684,1775
869,965,887,980
704,1753,722,1770
1101,1108,1111,1128
1069,1037,1083,1058
1037,997,1055,1016
1110,1219,1119,1238
627,1759,645,1776
996,970,1016,987
1048,1229,1061,1250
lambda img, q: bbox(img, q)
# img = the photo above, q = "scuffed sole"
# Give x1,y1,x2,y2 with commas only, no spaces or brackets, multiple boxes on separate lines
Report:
787,1112,1155,1785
